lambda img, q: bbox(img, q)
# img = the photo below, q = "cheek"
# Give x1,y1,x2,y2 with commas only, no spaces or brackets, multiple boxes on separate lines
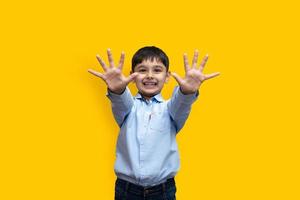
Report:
158,76,167,83
134,78,143,85
136,74,145,81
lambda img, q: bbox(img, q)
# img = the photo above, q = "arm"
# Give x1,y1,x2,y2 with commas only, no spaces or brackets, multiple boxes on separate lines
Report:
169,49,220,132
88,49,138,126
106,87,134,127
167,86,199,132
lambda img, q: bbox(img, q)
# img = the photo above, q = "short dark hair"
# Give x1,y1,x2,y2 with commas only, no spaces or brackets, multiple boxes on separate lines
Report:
131,46,169,72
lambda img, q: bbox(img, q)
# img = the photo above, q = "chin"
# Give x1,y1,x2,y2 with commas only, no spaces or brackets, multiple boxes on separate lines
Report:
141,90,160,98
143,92,157,97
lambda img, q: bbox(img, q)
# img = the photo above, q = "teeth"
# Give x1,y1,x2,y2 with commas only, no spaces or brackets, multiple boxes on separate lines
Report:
144,83,156,85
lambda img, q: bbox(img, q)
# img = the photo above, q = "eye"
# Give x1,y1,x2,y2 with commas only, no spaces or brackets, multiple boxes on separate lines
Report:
154,68,162,73
138,69,147,73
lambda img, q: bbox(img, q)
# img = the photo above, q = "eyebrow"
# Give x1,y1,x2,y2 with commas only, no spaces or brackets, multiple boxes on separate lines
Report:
136,65,164,69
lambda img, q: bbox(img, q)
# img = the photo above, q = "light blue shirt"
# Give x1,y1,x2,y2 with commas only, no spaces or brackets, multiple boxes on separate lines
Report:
106,86,199,187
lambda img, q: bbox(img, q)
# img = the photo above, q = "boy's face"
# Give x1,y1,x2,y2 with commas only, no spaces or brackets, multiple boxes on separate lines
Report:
131,59,170,99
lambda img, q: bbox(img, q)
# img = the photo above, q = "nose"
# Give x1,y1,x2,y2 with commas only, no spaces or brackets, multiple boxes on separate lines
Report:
146,71,153,78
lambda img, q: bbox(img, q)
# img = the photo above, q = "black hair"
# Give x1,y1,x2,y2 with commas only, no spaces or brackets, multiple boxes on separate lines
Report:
131,46,169,72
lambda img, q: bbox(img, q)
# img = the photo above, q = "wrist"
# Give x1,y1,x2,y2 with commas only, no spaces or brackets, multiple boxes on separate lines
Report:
179,87,198,95
108,87,126,95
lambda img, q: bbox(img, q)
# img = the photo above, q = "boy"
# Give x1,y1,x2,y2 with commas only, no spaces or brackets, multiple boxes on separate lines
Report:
88,46,219,200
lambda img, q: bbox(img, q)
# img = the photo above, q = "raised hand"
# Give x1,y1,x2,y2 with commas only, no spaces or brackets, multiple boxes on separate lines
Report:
171,50,220,94
88,49,138,94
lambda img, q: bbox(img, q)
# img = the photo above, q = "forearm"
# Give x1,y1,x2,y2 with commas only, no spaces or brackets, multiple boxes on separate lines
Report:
167,86,199,132
106,87,134,127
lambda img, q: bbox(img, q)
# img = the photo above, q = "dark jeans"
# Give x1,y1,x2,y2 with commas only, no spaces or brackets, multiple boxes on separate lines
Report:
115,177,176,200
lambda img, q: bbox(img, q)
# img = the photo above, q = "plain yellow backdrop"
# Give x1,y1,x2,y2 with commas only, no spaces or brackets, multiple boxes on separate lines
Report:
1,0,299,199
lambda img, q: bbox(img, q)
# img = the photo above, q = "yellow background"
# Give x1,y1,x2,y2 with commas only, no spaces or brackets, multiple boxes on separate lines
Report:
1,0,299,199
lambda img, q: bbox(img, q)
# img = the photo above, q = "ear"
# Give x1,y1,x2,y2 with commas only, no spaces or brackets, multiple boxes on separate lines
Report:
164,71,171,84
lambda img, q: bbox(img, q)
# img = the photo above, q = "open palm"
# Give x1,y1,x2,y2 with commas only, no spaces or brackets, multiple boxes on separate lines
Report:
88,49,137,94
171,50,220,94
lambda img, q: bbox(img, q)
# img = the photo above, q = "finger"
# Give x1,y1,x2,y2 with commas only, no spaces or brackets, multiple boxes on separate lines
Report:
183,53,189,72
88,69,106,81
125,72,138,84
107,48,115,67
204,72,220,81
96,54,108,71
171,72,183,85
192,49,199,68
118,51,125,70
199,54,209,72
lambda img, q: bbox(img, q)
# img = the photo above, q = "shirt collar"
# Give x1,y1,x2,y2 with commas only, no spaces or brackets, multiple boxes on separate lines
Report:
135,92,164,103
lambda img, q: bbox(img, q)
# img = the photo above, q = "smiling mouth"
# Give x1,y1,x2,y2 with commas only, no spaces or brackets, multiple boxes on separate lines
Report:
143,82,157,86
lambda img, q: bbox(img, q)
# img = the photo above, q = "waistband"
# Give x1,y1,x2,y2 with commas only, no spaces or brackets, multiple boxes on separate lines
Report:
116,177,175,196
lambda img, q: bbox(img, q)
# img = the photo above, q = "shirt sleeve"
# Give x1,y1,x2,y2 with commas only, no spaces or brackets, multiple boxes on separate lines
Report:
106,87,134,127
167,86,199,133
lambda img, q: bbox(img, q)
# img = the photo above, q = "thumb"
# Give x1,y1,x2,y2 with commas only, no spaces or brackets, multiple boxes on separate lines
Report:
125,72,138,84
171,72,183,85
204,72,220,81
